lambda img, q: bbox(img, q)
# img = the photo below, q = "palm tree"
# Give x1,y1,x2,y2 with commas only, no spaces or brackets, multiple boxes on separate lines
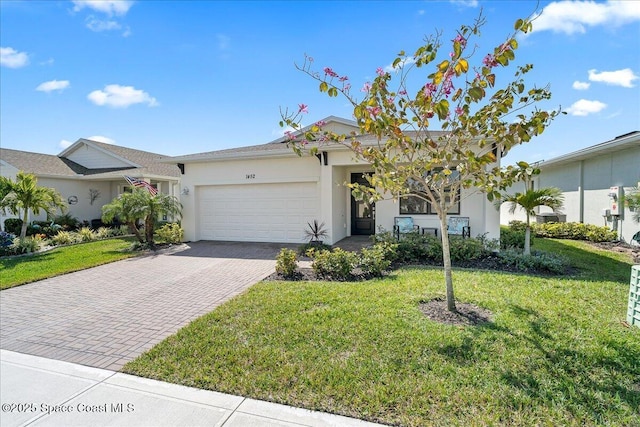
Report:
102,189,182,247
0,172,66,238
499,187,564,255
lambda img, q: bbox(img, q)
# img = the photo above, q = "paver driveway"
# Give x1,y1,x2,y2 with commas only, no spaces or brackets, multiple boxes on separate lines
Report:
0,241,287,371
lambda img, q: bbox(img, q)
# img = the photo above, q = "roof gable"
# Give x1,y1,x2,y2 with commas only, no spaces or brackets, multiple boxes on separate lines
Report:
59,139,140,169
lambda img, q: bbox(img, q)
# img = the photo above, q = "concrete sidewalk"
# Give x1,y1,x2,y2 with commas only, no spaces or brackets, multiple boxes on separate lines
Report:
1,350,386,427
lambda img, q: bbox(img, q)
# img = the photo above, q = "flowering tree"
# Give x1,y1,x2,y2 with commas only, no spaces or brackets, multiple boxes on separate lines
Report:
281,13,561,312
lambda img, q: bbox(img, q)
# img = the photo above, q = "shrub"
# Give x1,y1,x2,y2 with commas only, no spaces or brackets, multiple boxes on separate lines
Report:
449,236,488,262
11,236,43,254
498,249,568,275
0,231,15,247
508,220,528,232
54,213,80,231
154,223,184,244
118,225,130,236
96,227,114,239
501,227,529,250
312,248,358,281
51,230,77,246
78,227,97,242
533,222,617,242
359,244,392,277
298,241,332,256
4,218,23,235
275,248,298,278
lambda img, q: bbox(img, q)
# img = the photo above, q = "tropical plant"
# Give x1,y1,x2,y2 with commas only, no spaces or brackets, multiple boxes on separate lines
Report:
499,187,564,255
625,187,640,224
0,172,66,238
101,189,182,247
304,220,328,243
280,12,560,311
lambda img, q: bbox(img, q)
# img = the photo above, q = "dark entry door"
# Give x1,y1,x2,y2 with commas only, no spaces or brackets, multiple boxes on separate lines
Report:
351,173,375,235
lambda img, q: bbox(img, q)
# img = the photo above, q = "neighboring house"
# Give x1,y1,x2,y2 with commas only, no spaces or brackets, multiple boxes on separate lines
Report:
500,131,640,243
168,116,500,245
0,139,181,228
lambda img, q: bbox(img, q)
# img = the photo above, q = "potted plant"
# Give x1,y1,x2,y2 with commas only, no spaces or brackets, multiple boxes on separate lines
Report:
305,220,328,245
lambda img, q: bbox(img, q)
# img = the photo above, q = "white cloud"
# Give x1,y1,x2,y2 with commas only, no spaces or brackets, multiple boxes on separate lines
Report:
72,0,133,16
588,68,638,88
1,47,29,68
86,16,121,32
384,56,416,73
40,58,55,66
59,139,74,149
565,99,607,116
449,0,478,7
87,84,158,108
532,0,640,35
572,81,590,90
87,135,116,144
36,80,70,93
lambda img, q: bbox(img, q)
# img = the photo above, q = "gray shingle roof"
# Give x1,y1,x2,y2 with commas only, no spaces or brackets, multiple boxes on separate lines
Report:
1,140,180,180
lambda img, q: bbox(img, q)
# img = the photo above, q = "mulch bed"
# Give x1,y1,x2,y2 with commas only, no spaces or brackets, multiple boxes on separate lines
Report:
590,241,640,264
419,298,493,326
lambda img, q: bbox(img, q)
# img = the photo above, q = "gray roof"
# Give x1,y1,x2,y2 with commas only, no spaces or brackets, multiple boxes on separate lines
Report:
169,127,450,164
1,140,180,180
538,131,639,168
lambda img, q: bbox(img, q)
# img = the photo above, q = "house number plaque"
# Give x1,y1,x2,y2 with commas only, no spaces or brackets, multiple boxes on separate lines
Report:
246,174,256,179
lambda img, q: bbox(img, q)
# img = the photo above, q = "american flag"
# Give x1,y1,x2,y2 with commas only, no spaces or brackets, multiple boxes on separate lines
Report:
124,176,158,195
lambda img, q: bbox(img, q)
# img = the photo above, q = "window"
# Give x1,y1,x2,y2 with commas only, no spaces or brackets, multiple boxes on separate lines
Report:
399,170,460,215
399,191,460,215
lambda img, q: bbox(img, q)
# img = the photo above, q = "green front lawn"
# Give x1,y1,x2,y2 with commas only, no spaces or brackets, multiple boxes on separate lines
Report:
0,237,136,290
124,239,640,426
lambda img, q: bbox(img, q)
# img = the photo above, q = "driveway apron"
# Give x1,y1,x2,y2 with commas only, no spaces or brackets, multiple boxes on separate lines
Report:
0,242,286,371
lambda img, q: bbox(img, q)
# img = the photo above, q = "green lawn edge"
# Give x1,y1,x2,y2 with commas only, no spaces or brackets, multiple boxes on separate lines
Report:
123,239,640,426
0,237,137,290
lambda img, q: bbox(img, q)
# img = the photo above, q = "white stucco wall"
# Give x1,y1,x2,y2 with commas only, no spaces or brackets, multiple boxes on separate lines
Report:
501,144,640,243
179,146,502,244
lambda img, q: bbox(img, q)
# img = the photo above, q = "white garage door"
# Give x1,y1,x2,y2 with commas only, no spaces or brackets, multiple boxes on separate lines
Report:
197,182,319,243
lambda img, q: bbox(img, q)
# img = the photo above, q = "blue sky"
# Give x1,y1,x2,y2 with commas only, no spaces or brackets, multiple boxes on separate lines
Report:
1,0,639,165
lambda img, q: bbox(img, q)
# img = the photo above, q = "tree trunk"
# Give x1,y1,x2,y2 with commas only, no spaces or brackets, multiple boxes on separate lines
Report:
20,209,29,239
129,221,144,243
439,213,457,312
524,214,531,255
145,215,155,247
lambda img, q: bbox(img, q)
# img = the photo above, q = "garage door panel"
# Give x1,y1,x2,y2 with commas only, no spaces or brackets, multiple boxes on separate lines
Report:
198,182,319,243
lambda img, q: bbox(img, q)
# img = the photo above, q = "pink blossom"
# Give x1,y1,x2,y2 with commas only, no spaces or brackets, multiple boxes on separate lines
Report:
423,82,437,98
449,52,455,59
376,67,385,76
315,120,326,127
368,106,381,117
284,131,296,141
324,67,338,77
482,54,498,68
455,106,464,116
298,103,308,114
399,89,407,96
387,97,395,104
453,34,467,48
339,76,349,82
343,83,351,91
443,77,454,97
361,82,372,93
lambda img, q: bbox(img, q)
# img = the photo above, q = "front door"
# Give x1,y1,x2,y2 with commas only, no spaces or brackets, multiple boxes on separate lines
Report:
351,173,375,235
